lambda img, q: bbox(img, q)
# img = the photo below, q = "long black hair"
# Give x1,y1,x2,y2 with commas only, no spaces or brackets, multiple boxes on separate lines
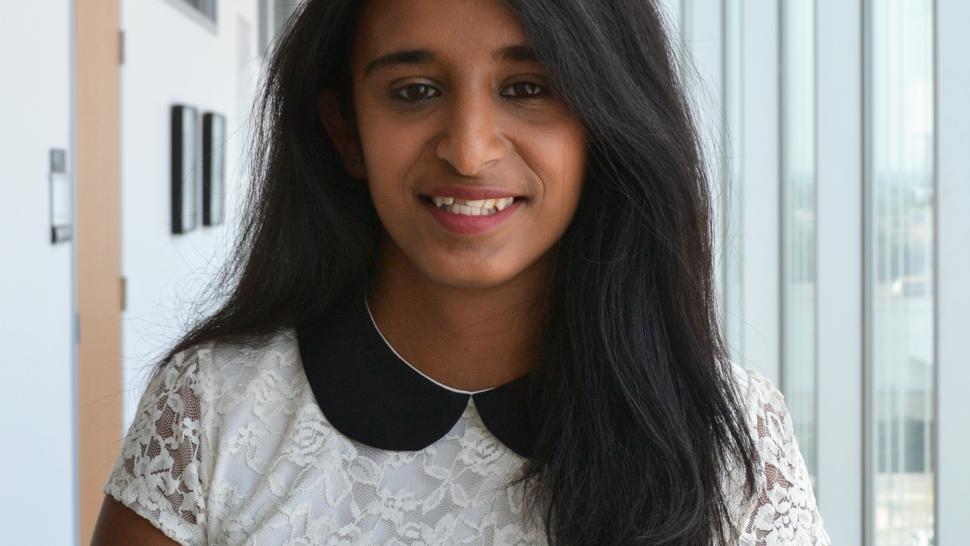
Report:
153,1,758,543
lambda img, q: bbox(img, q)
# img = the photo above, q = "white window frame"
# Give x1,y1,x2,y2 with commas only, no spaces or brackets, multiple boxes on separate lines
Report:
815,0,865,543
935,0,970,542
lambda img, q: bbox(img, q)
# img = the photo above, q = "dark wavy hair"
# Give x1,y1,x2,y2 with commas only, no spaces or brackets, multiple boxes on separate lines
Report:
153,0,758,543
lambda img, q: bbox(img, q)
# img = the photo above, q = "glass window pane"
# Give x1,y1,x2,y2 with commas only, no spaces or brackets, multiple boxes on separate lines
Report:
866,1,936,544
722,0,744,363
781,0,817,484
178,0,217,22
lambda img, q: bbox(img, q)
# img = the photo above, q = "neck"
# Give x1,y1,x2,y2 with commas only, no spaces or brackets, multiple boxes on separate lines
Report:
366,236,555,392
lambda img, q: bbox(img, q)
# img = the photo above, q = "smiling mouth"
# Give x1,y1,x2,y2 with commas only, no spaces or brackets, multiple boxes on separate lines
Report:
418,194,527,216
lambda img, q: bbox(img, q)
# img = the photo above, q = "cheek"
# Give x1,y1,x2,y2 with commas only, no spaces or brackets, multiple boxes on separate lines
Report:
530,128,587,223
357,121,429,207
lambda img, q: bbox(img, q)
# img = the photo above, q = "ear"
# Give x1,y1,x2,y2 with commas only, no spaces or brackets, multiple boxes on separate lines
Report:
317,89,366,179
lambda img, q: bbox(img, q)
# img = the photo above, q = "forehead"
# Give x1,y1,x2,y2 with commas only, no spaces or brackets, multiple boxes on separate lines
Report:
353,0,531,69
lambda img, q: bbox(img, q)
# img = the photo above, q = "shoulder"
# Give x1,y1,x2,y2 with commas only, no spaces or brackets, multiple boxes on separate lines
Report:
726,359,752,398
725,360,800,480
724,360,832,545
728,361,786,429
102,326,304,545
128,326,303,412
723,360,801,443
102,340,214,545
201,326,308,432
205,326,304,400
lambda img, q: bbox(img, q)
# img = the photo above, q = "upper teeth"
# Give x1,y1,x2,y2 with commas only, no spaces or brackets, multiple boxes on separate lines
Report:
430,196,516,214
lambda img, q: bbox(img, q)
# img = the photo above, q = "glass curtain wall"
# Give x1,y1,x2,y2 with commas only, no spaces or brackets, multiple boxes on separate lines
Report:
780,0,818,483
865,1,936,544
722,0,744,364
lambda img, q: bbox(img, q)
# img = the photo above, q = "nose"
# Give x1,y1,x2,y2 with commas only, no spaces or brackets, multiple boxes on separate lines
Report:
435,89,507,177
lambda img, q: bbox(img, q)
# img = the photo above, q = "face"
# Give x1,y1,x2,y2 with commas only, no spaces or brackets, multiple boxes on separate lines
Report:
320,0,587,290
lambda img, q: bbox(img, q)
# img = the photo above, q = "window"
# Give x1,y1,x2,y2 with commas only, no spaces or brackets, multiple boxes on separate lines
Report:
178,0,217,23
722,0,744,364
259,0,301,56
780,0,817,480
780,0,818,483
864,1,936,544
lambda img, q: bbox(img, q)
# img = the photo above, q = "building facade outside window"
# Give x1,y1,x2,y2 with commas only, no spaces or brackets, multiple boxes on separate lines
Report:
864,1,936,544
721,0,745,366
780,0,818,484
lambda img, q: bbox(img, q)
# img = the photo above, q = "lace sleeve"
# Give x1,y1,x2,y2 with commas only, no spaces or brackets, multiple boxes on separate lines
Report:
738,369,831,546
103,346,209,546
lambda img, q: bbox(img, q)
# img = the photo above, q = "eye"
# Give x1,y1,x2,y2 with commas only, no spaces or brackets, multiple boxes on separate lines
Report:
390,81,550,104
391,83,441,103
500,81,548,99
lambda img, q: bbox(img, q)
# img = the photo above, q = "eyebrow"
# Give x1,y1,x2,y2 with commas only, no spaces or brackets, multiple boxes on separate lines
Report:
363,44,540,79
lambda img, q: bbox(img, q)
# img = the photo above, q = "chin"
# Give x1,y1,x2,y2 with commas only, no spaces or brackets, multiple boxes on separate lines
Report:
421,260,521,291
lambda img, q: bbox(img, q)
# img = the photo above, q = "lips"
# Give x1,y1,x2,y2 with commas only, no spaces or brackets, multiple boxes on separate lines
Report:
421,195,524,235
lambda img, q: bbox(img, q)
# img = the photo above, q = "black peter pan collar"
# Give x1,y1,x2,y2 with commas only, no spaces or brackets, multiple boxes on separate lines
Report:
296,281,540,459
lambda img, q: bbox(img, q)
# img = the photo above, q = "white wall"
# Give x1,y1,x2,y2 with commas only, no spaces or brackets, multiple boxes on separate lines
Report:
119,0,261,427
0,2,77,544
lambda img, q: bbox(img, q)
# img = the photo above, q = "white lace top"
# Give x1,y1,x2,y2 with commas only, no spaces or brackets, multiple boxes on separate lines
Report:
104,322,830,545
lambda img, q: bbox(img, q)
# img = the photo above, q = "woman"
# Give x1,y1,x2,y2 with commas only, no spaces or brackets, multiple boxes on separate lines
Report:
93,0,830,544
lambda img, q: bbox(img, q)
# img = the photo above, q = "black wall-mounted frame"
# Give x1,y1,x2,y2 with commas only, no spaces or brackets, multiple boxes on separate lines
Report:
172,104,199,234
202,112,226,226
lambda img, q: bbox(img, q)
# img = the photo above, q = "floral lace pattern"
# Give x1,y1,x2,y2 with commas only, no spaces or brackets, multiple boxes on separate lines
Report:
104,348,209,545
734,370,832,546
104,328,830,545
